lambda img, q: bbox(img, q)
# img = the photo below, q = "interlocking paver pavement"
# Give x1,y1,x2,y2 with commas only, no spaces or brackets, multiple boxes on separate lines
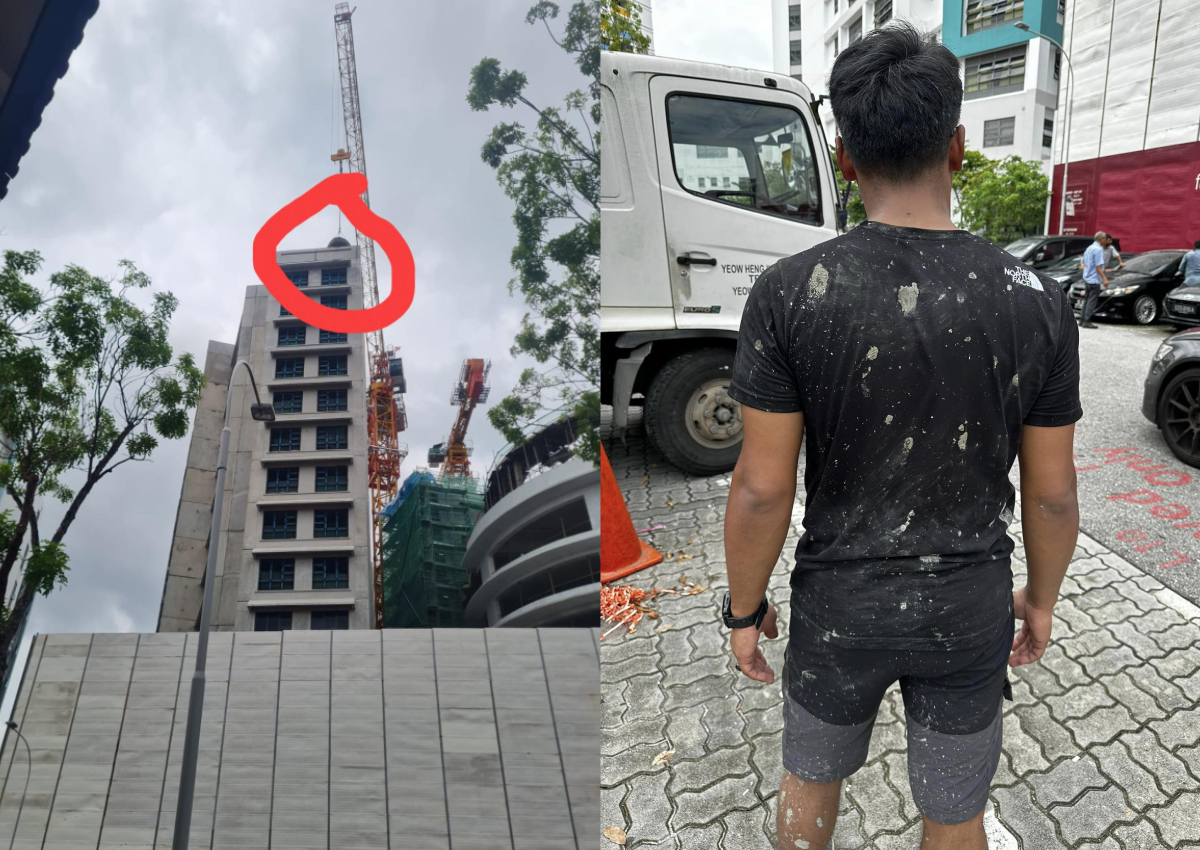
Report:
601,411,1200,849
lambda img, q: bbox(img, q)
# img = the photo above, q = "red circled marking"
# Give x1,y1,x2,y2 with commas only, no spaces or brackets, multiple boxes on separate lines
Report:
252,173,413,333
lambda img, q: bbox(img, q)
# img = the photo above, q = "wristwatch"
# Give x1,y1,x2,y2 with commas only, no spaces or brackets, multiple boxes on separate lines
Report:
722,592,768,630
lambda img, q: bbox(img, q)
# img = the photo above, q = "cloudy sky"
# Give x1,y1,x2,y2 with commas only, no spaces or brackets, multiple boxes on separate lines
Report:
654,0,773,69
1,0,585,714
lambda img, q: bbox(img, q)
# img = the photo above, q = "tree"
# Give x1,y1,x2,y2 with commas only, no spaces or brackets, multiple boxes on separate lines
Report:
467,2,600,465
599,0,651,54
0,250,203,685
957,152,1049,243
829,147,866,228
952,147,993,227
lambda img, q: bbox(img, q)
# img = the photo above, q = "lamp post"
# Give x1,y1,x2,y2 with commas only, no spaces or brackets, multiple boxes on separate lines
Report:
1015,21,1075,236
171,359,273,850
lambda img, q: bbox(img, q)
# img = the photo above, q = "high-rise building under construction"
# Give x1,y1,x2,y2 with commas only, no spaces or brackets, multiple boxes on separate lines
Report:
157,237,379,632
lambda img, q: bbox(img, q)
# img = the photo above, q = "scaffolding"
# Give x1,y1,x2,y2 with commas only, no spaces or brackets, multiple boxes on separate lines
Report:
380,470,485,628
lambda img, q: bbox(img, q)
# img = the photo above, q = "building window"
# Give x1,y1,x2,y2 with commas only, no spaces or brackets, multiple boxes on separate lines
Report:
312,557,350,589
315,466,349,492
314,509,349,539
493,498,593,570
255,611,292,631
319,329,348,344
316,426,348,451
1054,49,1061,80
321,268,347,286
983,116,1016,147
964,45,1026,99
318,355,348,377
262,510,297,539
269,428,302,453
273,391,303,415
965,0,1024,34
258,558,295,590
832,33,839,57
789,41,802,65
1043,110,1055,147
321,295,347,310
286,270,308,288
848,15,862,43
875,0,892,27
497,554,601,618
280,305,292,317
266,467,299,494
311,610,349,630
277,326,306,346
788,4,801,30
1057,0,1065,21
317,389,348,412
275,358,304,379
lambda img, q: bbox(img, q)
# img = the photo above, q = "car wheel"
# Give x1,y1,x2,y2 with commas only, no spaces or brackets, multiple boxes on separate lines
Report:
1133,295,1159,325
1157,368,1200,469
645,348,743,476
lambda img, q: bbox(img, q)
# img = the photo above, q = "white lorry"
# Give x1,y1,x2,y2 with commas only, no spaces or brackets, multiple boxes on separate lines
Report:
601,51,843,475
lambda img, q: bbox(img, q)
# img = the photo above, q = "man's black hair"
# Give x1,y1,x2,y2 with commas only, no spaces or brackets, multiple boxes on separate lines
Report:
1194,238,1200,250
828,23,963,181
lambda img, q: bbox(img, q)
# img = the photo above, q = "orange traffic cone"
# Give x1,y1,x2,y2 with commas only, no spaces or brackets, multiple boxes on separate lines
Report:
601,445,662,584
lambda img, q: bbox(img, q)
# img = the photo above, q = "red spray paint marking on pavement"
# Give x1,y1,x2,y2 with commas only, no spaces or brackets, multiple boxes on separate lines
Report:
252,173,414,333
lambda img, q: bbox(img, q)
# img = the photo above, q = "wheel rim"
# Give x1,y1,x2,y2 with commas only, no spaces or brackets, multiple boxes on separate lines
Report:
1163,377,1200,460
684,379,743,450
1135,296,1157,324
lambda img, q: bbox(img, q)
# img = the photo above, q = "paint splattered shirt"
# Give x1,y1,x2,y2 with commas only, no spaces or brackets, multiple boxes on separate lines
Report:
729,221,1082,649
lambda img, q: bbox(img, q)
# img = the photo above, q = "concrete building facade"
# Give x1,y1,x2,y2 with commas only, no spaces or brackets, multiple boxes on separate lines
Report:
771,0,1060,176
463,457,600,629
0,627,599,849
157,238,372,634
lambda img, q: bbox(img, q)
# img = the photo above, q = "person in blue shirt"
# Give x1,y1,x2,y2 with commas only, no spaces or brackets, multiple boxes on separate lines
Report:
1179,239,1200,287
1079,232,1109,329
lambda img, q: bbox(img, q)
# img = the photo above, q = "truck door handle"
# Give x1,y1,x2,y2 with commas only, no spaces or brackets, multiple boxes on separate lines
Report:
677,255,716,266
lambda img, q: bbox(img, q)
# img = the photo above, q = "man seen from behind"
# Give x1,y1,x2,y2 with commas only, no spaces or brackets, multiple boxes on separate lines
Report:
721,24,1082,850
1079,232,1108,329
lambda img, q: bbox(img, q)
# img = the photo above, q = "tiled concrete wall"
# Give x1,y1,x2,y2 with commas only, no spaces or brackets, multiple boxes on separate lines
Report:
0,628,599,849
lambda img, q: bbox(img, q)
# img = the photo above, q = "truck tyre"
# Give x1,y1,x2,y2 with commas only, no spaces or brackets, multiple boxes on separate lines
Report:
645,348,743,476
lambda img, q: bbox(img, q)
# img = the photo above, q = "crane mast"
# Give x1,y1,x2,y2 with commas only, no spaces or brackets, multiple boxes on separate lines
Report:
333,3,407,629
429,359,491,479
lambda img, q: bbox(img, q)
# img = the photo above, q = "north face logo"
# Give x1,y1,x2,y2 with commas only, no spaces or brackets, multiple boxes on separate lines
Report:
1004,266,1044,292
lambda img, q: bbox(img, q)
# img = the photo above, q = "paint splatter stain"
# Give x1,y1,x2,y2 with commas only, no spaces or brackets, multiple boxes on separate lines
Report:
958,431,968,451
754,339,764,352
885,414,893,425
969,272,977,279
866,345,879,361
898,282,919,314
808,263,829,297
956,292,965,304
1011,373,1019,387
895,509,915,533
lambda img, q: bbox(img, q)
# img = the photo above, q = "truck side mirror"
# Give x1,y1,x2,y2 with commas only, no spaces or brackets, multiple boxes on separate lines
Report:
1034,251,1046,262
837,209,848,230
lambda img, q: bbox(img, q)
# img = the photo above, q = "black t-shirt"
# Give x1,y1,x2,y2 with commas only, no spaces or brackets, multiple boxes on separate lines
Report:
729,221,1082,650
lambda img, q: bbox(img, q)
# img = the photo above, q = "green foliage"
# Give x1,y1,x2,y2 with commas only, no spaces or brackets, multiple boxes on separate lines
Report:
955,151,1049,243
0,250,203,624
24,542,69,597
599,0,651,54
468,2,600,465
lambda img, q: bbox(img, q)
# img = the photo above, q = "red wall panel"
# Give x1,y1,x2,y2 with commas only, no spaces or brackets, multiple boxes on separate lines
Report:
1049,141,1200,253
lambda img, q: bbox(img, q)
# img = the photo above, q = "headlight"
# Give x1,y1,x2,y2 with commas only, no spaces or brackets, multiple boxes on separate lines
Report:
1103,285,1140,296
1153,342,1175,363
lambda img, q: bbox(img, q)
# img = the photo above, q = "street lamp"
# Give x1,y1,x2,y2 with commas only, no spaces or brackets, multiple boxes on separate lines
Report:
1015,21,1075,236
171,359,273,850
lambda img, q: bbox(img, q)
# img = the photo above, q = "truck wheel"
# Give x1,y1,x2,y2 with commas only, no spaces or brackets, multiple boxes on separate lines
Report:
645,348,743,476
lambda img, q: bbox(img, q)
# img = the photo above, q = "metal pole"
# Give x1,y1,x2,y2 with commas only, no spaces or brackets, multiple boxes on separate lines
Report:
5,722,32,850
171,360,260,850
1017,24,1076,236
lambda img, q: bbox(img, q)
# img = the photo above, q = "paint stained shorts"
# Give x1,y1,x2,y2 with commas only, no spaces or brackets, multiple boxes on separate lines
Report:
781,609,1014,825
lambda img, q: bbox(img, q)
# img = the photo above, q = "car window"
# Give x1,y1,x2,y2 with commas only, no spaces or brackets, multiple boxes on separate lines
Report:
1004,237,1041,257
1068,238,1093,254
665,94,822,226
1122,252,1181,275
1040,240,1066,262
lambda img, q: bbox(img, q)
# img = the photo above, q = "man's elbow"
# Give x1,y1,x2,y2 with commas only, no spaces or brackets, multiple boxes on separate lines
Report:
1027,489,1079,523
730,470,795,513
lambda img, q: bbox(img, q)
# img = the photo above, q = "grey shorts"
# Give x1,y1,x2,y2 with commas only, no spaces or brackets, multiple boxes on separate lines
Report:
781,613,1013,825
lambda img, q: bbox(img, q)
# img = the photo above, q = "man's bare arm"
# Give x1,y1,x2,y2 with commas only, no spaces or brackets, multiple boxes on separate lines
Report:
725,407,805,617
1013,423,1079,665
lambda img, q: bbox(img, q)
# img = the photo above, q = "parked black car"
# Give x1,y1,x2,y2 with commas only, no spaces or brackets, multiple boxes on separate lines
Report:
1004,235,1096,270
1044,252,1137,293
1162,272,1200,327
1143,328,1200,467
1069,250,1186,325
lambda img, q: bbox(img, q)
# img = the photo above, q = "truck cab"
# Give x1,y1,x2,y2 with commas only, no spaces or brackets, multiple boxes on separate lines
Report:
601,51,841,475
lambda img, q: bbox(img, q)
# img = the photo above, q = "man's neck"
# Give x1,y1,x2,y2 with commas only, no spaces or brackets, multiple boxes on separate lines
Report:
858,172,957,231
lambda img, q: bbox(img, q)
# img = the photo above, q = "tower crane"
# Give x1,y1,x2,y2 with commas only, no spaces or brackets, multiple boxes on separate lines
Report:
428,359,491,479
332,3,407,629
